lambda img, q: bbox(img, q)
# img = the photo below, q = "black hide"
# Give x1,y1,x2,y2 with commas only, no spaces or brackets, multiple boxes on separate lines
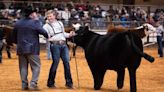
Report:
70,26,154,92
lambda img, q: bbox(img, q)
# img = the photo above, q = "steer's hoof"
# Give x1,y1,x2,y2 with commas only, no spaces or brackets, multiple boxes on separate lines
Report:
94,85,100,90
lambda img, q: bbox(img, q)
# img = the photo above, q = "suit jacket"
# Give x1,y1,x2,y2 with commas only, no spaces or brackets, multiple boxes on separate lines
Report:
12,17,48,55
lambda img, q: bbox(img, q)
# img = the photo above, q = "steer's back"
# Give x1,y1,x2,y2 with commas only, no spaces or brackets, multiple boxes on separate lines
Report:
85,32,143,70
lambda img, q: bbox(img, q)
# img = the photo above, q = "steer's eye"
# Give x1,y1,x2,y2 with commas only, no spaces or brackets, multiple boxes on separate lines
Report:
143,25,148,31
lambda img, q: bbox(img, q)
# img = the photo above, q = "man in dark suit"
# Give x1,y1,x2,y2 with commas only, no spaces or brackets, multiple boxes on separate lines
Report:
12,5,48,90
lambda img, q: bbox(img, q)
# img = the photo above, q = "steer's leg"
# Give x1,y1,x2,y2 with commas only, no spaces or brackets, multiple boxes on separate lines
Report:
128,68,137,92
72,45,77,56
92,69,106,90
117,68,125,89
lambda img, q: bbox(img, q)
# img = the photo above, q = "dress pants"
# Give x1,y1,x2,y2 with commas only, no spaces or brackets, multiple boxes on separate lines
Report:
18,54,40,88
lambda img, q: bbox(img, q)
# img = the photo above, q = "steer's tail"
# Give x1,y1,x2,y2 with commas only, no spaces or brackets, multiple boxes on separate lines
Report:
127,31,154,63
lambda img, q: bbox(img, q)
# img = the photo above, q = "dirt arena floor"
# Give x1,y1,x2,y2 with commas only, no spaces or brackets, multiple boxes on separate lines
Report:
0,45,164,92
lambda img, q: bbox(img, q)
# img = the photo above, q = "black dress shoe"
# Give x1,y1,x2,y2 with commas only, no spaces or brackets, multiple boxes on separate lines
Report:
65,84,73,89
47,85,56,88
22,86,28,90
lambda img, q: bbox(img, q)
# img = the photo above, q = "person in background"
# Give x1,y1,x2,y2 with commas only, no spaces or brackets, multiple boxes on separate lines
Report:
43,10,75,89
5,29,12,59
61,7,71,27
12,5,48,90
156,21,164,57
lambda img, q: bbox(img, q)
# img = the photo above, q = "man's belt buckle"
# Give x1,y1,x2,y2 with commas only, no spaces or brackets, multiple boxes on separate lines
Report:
50,41,65,45
59,40,65,45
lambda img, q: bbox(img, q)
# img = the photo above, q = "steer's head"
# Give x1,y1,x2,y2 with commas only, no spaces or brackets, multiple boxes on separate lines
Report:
72,23,90,36
71,23,90,47
142,23,156,35
134,23,156,38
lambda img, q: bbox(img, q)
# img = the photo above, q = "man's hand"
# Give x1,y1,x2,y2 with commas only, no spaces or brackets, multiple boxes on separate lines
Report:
69,31,76,37
2,39,6,44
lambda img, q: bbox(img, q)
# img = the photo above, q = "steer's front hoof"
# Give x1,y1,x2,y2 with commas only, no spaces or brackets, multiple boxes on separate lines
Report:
94,85,101,90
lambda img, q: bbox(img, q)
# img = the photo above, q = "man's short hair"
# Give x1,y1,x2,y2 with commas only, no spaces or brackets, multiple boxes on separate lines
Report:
45,10,58,17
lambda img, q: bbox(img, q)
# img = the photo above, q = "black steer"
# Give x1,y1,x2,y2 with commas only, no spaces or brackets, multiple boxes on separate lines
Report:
70,26,154,92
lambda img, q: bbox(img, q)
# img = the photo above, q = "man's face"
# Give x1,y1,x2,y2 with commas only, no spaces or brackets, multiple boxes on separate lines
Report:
47,13,56,23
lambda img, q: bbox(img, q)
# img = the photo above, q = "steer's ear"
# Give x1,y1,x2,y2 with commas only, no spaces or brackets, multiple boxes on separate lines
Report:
84,25,89,31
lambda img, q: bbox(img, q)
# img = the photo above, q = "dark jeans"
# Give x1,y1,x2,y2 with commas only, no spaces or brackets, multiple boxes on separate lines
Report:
0,41,3,63
47,43,73,86
157,36,163,57
6,45,11,59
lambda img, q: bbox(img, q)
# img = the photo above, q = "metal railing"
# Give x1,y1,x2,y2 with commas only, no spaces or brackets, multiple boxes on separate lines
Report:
0,1,163,45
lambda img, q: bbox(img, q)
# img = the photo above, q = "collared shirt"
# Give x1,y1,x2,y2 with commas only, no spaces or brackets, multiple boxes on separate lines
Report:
156,25,164,36
43,20,69,41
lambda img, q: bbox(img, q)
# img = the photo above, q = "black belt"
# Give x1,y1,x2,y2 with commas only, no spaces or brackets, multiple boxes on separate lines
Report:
50,40,66,45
